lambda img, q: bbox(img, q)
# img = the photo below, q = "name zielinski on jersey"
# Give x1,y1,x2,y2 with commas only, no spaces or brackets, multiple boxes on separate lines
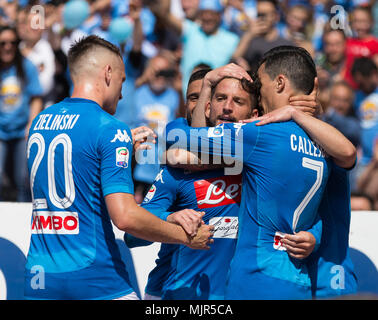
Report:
33,114,80,131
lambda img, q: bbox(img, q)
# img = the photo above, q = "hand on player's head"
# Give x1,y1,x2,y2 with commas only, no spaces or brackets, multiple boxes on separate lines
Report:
288,77,323,116
204,63,253,89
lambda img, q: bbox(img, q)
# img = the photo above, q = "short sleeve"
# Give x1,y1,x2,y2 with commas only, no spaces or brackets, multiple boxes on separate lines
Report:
98,123,134,196
141,166,178,220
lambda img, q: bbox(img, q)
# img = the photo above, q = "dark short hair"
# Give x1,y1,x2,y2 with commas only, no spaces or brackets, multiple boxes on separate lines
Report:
351,56,378,77
67,35,122,74
257,0,279,10
259,45,317,95
0,25,25,86
188,68,212,84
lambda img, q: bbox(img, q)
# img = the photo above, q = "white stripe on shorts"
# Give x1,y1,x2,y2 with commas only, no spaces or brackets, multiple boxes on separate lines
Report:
113,291,140,300
144,293,162,300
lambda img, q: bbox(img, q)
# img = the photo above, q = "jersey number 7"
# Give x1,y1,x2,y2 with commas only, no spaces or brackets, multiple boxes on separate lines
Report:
292,157,324,232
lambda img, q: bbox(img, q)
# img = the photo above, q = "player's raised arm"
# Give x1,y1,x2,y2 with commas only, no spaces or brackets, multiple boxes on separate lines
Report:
241,77,356,168
247,105,356,169
147,0,183,35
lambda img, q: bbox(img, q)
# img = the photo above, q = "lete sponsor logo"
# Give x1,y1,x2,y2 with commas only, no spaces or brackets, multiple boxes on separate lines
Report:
31,211,79,234
194,175,242,209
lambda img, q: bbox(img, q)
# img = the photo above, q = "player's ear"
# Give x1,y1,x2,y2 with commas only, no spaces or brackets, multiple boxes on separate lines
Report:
104,64,112,86
251,108,259,118
275,74,285,93
205,100,211,119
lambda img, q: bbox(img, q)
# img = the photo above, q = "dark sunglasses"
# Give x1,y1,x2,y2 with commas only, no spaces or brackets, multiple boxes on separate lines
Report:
0,40,18,47
155,69,176,78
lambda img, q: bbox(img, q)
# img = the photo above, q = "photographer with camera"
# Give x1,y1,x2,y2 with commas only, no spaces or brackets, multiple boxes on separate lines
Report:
132,51,181,203
232,0,294,72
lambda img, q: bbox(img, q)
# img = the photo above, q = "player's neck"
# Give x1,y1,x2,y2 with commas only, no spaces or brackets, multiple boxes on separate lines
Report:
71,83,104,107
268,93,292,112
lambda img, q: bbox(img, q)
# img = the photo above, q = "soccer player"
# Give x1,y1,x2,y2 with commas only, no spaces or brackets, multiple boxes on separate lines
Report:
24,36,214,300
248,105,358,298
165,46,353,299
144,69,261,300
126,65,321,300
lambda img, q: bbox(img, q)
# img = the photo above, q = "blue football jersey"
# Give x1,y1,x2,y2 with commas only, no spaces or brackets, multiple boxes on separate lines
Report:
165,120,331,299
308,162,358,298
140,164,241,300
24,98,135,300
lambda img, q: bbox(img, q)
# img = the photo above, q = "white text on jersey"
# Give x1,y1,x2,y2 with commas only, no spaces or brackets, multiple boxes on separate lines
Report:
34,114,80,131
290,134,325,158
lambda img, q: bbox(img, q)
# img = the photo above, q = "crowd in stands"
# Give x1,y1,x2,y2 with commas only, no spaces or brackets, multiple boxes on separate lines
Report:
0,0,377,211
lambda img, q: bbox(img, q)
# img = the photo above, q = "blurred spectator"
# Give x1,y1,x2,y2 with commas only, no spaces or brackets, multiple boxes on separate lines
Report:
232,0,294,73
113,0,148,129
180,0,201,21
0,0,375,205
18,7,56,106
344,5,378,89
0,25,43,202
148,0,240,94
351,192,374,211
309,0,333,53
222,0,257,36
355,139,378,210
281,4,314,56
322,81,361,148
315,25,347,106
351,57,378,166
132,51,180,203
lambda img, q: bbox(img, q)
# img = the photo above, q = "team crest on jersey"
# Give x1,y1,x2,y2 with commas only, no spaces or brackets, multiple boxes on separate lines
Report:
143,184,156,203
207,125,224,138
116,147,129,168
111,129,131,143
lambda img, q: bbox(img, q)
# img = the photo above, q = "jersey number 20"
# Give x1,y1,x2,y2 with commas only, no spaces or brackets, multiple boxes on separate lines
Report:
27,133,75,209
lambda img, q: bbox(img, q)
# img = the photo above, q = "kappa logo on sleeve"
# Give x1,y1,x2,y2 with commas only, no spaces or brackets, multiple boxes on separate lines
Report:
116,147,129,168
111,129,131,143
154,169,164,184
233,123,246,136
